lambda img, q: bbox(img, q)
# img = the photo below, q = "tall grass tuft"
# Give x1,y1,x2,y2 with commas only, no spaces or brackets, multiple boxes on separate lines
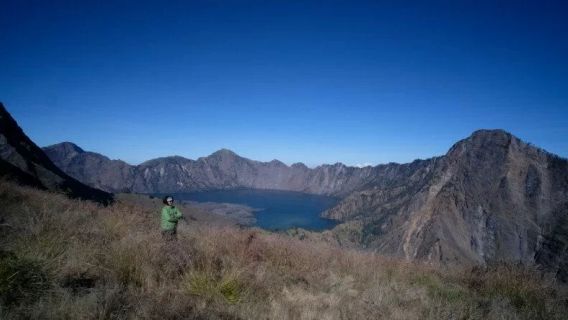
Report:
0,252,51,307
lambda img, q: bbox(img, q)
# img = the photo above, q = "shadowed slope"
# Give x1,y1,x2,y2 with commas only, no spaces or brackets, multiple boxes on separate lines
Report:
0,103,113,204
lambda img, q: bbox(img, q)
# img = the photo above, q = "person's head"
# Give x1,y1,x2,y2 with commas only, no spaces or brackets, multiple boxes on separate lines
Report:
163,195,174,206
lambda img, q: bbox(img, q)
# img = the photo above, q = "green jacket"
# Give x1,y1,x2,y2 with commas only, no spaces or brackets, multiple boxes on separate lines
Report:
161,205,183,231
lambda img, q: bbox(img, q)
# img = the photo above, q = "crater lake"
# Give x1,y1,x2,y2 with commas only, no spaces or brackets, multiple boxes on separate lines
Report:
168,189,339,231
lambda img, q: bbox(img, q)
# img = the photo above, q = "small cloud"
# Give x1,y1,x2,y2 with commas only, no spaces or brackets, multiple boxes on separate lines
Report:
355,162,373,168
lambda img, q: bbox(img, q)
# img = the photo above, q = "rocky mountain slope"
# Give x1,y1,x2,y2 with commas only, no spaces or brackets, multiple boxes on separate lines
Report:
0,103,113,204
43,141,136,193
323,130,568,280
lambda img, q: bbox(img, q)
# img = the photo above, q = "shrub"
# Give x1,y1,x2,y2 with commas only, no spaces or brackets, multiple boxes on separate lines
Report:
183,269,247,305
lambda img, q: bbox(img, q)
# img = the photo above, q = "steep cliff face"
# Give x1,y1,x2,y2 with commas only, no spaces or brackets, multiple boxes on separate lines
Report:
324,130,568,278
0,103,113,204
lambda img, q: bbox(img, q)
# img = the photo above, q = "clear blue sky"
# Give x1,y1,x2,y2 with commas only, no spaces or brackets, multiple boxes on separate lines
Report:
1,1,567,167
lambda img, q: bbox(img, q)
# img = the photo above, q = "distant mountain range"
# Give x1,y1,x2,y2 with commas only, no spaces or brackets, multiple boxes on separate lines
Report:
0,103,112,204
43,143,380,196
2,102,567,280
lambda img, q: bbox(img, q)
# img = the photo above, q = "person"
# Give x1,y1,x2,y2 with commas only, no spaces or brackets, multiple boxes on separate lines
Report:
161,195,183,240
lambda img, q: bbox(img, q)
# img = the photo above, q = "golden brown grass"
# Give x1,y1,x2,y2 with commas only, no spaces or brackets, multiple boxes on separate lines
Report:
0,180,567,319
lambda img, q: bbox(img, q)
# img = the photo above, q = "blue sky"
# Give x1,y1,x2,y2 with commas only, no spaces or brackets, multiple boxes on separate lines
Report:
1,0,567,167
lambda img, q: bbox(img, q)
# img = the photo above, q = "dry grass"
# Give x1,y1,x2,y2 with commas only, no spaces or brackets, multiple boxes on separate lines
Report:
0,180,567,319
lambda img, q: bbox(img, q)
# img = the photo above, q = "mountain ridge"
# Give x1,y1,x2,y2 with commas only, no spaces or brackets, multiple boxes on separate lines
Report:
44,142,382,195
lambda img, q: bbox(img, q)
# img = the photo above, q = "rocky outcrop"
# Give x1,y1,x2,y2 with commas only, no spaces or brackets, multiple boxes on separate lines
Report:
0,103,113,204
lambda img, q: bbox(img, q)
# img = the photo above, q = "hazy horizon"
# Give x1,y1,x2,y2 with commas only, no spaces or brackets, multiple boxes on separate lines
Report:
2,1,567,166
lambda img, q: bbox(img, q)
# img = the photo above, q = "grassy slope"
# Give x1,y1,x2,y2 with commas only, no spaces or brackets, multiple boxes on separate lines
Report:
0,180,566,319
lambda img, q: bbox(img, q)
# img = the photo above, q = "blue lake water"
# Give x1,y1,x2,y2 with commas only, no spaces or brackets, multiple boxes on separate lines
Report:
170,189,339,231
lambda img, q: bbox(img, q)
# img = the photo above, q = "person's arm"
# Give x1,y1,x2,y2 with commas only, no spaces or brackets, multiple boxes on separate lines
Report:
174,207,183,220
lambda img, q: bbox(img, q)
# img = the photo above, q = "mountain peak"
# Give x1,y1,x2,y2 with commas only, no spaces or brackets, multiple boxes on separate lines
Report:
446,129,517,157
42,142,86,164
469,129,513,140
45,142,85,154
210,148,238,157
291,162,308,169
269,159,286,166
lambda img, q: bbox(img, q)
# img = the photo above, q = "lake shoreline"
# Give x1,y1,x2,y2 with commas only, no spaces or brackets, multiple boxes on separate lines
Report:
161,189,339,231
180,200,260,226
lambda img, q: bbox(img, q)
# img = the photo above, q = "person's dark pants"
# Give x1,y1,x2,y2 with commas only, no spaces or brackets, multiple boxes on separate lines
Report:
162,229,177,241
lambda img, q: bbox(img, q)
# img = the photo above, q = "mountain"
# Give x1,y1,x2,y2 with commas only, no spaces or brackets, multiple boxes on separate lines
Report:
0,103,113,204
44,144,379,195
323,130,568,280
43,142,135,193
